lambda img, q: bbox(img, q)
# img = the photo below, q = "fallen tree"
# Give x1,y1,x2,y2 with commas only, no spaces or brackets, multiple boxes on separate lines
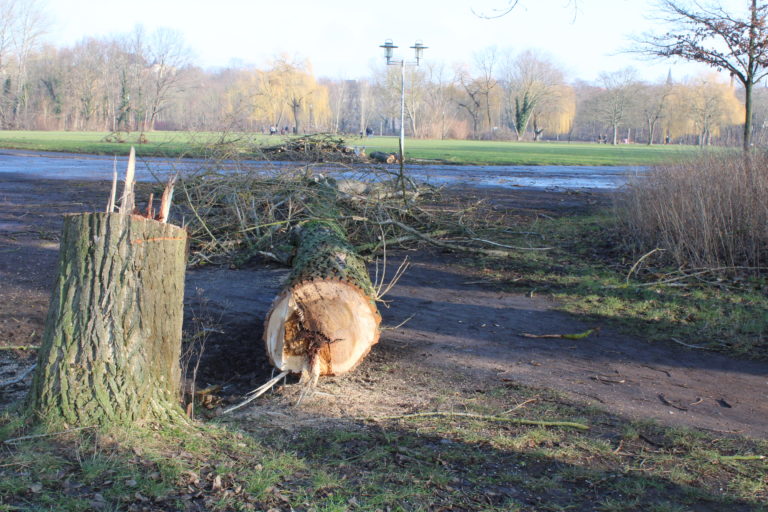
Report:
264,219,381,383
27,148,187,426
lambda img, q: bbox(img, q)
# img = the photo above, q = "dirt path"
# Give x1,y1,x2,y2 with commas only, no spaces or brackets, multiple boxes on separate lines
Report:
1,173,767,438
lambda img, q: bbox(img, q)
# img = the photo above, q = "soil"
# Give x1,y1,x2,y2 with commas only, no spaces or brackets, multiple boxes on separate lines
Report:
1,172,767,438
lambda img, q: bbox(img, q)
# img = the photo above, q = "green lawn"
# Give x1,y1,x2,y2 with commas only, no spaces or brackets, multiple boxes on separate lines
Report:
363,136,707,166
0,130,710,166
0,130,232,158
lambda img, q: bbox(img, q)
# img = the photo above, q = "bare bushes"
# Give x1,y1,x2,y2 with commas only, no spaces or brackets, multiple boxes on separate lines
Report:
620,153,768,272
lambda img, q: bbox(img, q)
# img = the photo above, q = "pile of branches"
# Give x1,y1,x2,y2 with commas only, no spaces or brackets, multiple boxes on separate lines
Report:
260,134,365,164
177,162,543,267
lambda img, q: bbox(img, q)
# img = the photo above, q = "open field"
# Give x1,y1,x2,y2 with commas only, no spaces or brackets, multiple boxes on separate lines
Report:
364,136,707,166
0,130,709,166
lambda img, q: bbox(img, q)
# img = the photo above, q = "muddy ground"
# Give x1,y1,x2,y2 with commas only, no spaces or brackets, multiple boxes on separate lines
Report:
1,172,767,438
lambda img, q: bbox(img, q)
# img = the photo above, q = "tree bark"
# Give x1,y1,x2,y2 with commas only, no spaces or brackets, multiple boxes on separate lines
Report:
744,78,753,151
264,220,380,380
28,212,187,426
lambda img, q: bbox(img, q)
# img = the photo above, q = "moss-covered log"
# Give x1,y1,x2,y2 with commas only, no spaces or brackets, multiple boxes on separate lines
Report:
28,212,187,426
264,219,381,379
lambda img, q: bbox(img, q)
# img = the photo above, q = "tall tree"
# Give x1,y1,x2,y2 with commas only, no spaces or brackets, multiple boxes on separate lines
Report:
639,0,768,150
598,68,638,145
455,65,484,139
502,50,568,140
667,74,744,145
474,47,499,132
144,28,191,131
635,81,673,144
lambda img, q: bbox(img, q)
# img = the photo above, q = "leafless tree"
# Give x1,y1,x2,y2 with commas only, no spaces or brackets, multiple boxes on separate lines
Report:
501,49,567,140
474,47,499,132
638,0,768,150
598,68,639,145
0,0,47,127
145,28,191,131
455,65,484,139
472,0,579,19
636,81,673,144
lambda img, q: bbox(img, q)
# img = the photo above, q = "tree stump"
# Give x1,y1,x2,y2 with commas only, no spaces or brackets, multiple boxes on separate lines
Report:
264,220,381,382
28,212,187,426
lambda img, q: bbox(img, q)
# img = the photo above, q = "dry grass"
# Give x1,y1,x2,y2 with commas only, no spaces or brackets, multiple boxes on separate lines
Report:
619,153,768,273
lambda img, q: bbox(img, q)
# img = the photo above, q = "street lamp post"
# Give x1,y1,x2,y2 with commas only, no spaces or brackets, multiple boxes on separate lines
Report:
380,39,427,198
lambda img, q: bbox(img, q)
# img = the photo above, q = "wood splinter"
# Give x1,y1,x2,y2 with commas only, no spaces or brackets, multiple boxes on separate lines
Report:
106,146,176,223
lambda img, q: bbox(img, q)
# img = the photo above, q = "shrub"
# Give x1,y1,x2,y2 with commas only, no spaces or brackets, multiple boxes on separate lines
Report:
619,153,768,272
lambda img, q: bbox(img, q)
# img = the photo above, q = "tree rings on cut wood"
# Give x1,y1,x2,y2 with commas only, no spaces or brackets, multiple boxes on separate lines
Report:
264,220,381,379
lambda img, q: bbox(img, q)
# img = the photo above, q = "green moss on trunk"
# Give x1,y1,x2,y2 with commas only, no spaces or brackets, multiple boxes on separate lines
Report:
28,213,187,426
288,219,375,298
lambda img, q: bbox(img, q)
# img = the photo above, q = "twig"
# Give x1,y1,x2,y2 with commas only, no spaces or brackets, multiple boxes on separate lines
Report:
611,266,768,289
719,455,766,461
469,237,552,251
0,364,36,388
626,248,664,284
221,370,290,414
658,393,688,411
377,220,548,257
381,314,415,331
521,328,600,340
0,345,39,351
591,375,626,384
362,411,589,430
3,425,95,445
502,398,538,414
670,337,709,350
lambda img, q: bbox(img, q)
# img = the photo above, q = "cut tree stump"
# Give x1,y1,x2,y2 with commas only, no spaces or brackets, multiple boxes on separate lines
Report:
264,220,381,382
28,148,187,426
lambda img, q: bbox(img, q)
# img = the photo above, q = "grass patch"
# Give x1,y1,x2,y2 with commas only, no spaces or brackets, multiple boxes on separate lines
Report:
3,381,764,511
0,130,708,166
364,136,708,166
466,207,768,359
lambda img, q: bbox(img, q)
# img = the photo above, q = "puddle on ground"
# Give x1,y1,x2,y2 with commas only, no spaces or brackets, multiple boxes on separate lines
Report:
0,149,645,190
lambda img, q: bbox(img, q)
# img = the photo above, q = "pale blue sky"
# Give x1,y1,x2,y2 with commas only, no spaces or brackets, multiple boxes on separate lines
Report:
44,0,732,82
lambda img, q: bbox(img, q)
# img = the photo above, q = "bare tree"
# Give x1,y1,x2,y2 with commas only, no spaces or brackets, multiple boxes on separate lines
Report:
501,49,567,140
474,47,499,133
423,62,458,139
145,28,191,131
0,0,46,127
455,65,483,139
636,81,673,144
638,0,768,150
598,68,638,145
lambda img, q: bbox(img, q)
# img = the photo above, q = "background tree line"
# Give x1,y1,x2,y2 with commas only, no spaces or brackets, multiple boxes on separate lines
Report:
3,0,765,146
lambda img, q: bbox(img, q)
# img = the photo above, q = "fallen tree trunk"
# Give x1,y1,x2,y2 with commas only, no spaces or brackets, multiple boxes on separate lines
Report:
28,149,187,426
369,151,398,164
264,219,381,382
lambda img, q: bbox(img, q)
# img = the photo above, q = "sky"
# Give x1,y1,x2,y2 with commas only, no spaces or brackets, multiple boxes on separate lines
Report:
43,0,735,83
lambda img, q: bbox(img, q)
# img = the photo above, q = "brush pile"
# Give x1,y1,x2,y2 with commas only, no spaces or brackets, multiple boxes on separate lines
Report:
177,160,535,268
261,134,365,163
